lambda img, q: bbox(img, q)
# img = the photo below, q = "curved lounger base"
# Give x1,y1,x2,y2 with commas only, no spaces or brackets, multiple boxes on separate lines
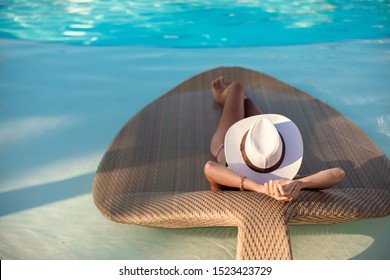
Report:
93,67,390,260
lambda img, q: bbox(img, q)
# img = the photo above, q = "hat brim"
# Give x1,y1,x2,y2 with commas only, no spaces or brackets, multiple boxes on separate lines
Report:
224,114,303,183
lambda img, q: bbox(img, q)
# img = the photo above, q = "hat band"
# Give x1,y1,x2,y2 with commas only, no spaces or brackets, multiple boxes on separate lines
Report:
240,131,286,173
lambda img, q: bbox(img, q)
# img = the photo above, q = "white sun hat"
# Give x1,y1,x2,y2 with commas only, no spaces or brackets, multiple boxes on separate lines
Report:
224,114,303,184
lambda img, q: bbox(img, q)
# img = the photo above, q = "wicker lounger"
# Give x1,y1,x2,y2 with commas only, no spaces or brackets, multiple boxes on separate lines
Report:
93,67,390,260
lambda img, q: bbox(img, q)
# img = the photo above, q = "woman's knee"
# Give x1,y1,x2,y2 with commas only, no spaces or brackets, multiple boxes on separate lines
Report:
227,81,244,99
229,81,243,92
204,161,216,176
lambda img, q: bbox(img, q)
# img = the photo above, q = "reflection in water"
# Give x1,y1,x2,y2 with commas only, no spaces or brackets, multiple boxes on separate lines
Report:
377,115,390,138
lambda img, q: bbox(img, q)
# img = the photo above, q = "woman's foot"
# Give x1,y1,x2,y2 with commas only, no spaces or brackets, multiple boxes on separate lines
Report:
211,76,229,105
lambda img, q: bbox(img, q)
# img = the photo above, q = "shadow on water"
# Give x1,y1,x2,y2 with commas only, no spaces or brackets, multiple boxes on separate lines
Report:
0,173,93,216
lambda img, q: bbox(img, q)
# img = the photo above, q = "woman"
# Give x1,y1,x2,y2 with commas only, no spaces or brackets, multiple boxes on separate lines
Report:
204,77,345,202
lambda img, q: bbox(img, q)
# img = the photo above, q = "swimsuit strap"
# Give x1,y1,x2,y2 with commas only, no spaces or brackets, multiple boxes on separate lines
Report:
214,143,225,159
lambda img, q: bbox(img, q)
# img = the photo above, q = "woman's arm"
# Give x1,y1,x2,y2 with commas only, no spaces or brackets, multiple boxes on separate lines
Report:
204,161,345,202
204,161,262,192
295,167,345,190
204,161,293,201
273,167,345,201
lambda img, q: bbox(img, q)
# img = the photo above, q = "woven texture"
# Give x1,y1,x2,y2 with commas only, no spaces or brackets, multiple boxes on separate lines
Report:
93,67,390,260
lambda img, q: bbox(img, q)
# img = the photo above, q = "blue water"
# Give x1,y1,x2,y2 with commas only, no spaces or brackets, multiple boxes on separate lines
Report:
1,0,389,47
0,0,389,260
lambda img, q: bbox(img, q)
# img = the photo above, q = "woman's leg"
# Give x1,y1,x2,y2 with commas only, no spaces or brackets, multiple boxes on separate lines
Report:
210,78,245,157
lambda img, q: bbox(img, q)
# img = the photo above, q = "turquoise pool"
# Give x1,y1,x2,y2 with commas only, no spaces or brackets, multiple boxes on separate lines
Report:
0,0,389,259
1,0,390,47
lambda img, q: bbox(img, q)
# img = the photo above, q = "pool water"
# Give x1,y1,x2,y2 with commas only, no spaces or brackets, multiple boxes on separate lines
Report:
0,0,389,260
1,0,390,47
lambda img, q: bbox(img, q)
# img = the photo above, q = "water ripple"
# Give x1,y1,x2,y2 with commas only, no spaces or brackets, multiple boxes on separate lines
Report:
0,0,389,47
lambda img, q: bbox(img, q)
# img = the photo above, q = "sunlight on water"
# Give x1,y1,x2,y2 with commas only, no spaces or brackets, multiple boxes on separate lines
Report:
0,115,76,145
290,226,374,260
0,194,239,259
1,0,389,46
1,193,389,259
0,114,104,193
0,151,103,193
377,115,390,138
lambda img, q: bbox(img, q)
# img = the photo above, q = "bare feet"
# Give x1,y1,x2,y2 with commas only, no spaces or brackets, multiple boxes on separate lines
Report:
211,76,229,105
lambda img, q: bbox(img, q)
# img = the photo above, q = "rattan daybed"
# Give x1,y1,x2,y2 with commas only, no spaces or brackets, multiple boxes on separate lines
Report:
93,67,390,260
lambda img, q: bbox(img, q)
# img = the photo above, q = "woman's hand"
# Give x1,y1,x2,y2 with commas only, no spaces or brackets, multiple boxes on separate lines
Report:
264,179,301,202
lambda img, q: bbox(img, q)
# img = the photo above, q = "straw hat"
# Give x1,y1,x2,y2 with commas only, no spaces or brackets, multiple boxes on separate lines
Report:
224,114,303,183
